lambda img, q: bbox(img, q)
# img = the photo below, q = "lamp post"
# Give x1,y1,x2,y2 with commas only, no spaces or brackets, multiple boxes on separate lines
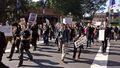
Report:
40,0,47,24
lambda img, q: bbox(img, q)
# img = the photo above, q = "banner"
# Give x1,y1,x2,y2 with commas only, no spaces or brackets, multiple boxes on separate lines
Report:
74,36,87,48
63,18,72,24
28,13,37,23
0,26,13,36
98,30,105,41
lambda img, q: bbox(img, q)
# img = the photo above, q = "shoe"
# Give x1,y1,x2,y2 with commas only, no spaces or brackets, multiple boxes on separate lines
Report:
29,58,33,61
18,64,22,67
33,48,36,51
57,49,60,51
9,58,12,61
15,50,19,53
7,56,10,58
61,58,64,62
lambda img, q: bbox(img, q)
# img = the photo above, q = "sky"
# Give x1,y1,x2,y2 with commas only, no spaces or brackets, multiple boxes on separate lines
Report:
32,0,40,2
32,0,120,13
101,0,120,13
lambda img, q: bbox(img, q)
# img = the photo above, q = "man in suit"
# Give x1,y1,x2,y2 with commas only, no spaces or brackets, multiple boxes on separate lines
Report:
0,31,9,68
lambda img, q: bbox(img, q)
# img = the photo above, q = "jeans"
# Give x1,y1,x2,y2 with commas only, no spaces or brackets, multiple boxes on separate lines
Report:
61,43,68,61
87,38,91,47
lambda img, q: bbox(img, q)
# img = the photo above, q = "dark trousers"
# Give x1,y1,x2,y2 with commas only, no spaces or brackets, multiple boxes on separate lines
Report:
8,39,20,58
31,38,37,50
73,45,82,59
0,51,9,68
0,51,3,62
102,39,108,53
87,38,91,47
0,62,9,68
19,46,33,65
43,35,49,46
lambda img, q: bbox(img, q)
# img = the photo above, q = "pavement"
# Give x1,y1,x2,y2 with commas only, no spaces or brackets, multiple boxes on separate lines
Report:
2,39,120,68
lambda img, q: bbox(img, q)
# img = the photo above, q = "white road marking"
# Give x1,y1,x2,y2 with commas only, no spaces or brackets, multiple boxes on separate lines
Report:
91,41,110,68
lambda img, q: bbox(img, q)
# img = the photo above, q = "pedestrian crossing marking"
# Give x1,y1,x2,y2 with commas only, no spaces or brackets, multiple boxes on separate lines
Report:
91,41,110,68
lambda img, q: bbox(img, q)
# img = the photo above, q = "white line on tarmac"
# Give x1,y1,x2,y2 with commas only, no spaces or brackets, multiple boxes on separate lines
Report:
91,41,110,68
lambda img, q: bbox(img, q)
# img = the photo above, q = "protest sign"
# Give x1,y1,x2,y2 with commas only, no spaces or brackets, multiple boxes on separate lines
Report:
98,30,105,41
0,26,13,36
28,13,37,23
74,36,87,48
63,18,72,24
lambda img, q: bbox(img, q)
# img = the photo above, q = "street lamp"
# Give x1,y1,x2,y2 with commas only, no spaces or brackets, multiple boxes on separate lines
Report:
40,0,48,24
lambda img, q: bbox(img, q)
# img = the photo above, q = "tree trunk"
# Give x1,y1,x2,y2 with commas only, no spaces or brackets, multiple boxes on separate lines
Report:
0,0,6,24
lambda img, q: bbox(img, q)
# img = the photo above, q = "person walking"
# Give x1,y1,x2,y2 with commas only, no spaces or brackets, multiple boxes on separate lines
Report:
86,23,92,48
102,27,110,53
0,31,9,68
73,32,85,60
61,25,70,62
31,24,39,51
18,25,33,67
113,26,118,41
7,24,21,61
43,25,49,46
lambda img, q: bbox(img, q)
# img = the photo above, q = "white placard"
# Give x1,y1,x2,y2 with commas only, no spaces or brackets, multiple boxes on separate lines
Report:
0,26,13,36
98,30,105,41
28,13,37,23
63,18,72,24
74,36,87,48
94,22,101,26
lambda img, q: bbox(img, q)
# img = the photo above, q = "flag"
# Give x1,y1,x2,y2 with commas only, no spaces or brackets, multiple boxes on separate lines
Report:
109,0,115,8
16,0,21,14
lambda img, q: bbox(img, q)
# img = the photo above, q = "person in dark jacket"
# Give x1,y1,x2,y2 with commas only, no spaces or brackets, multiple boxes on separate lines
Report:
86,23,92,48
18,27,33,67
43,25,49,46
31,24,39,51
7,24,21,61
0,31,9,68
61,25,70,62
114,26,118,41
73,32,84,60
102,27,110,53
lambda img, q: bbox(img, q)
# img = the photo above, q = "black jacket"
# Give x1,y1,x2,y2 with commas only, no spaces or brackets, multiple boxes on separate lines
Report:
0,31,7,52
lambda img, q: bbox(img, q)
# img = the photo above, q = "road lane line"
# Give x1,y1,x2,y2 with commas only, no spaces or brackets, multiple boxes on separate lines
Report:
91,41,110,68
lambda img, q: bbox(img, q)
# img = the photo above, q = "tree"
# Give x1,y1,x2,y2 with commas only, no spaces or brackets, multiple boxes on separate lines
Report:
5,0,31,23
0,0,7,23
83,0,107,22
47,0,107,20
48,0,84,18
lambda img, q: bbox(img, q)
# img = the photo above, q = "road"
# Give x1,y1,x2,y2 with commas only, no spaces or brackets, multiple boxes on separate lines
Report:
2,39,120,68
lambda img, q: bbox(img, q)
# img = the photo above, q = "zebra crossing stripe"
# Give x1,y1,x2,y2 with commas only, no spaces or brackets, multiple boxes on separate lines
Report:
91,41,110,68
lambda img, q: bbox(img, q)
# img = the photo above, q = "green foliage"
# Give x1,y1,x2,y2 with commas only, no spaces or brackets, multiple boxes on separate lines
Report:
6,0,31,22
112,17,120,22
47,0,107,20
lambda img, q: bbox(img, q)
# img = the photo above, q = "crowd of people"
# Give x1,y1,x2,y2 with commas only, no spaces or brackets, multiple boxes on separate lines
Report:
0,19,120,67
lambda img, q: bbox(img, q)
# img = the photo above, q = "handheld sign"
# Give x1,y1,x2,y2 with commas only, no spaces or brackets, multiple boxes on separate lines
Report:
0,26,13,36
28,13,37,23
98,30,105,41
63,18,72,24
74,36,87,48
